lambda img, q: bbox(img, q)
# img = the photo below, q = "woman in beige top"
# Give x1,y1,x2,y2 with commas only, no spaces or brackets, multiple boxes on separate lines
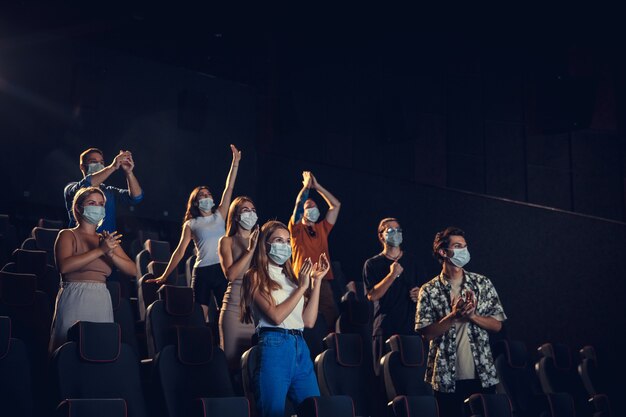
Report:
218,196,259,372
49,186,136,353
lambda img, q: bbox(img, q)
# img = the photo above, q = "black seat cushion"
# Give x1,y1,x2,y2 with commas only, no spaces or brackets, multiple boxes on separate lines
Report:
56,399,127,417
159,285,194,316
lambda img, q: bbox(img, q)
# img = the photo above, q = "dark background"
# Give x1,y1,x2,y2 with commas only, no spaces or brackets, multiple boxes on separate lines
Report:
1,1,623,405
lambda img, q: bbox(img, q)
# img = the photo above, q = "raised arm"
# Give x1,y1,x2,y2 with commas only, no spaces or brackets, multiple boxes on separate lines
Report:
147,223,193,284
89,151,129,188
119,150,143,199
290,171,312,224
216,145,241,219
310,174,341,225
218,226,259,282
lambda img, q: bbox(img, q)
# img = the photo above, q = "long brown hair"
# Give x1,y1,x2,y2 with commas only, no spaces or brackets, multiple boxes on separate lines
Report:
225,196,255,237
183,186,215,222
240,220,297,324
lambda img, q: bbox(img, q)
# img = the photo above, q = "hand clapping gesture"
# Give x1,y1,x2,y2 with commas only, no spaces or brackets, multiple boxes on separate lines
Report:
247,225,260,253
100,231,122,257
311,253,330,282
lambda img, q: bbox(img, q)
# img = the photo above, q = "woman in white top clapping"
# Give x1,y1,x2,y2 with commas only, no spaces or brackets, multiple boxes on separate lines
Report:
241,220,329,417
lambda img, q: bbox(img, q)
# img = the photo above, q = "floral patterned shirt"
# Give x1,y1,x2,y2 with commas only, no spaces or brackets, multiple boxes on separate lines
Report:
415,270,506,393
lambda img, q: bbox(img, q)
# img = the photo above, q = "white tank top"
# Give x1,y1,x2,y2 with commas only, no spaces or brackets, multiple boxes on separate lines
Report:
187,212,225,268
255,263,305,330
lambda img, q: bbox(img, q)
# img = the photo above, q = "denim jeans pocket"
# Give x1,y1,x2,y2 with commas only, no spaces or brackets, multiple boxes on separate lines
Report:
260,332,286,347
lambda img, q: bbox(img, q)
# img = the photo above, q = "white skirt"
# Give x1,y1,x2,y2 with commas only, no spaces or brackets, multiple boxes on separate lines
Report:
49,281,114,353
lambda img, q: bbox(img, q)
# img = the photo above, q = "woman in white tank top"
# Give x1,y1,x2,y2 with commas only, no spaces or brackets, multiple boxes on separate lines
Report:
149,144,241,321
241,220,330,417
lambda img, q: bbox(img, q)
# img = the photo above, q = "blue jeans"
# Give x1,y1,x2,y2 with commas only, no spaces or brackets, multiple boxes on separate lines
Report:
254,330,320,417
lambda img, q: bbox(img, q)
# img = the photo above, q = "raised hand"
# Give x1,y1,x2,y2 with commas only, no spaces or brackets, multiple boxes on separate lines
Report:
311,253,330,281
309,173,319,189
389,260,404,279
298,257,313,290
302,171,313,189
120,151,135,174
100,231,122,256
231,144,242,165
247,225,260,252
111,150,129,170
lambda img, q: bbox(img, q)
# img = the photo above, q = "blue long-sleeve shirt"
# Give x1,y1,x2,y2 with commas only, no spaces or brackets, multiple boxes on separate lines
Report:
64,174,143,233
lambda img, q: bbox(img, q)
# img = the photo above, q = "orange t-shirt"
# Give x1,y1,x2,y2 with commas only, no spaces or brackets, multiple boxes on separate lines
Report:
288,218,334,280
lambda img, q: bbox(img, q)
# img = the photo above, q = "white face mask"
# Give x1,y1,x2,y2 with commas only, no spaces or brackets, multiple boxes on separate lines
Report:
238,211,258,230
268,242,292,265
448,247,471,268
86,162,105,175
198,197,214,212
304,207,320,222
384,228,403,247
82,205,105,225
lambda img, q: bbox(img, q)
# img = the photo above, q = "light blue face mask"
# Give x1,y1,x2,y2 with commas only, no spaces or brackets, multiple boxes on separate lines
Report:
198,197,214,212
86,162,105,175
82,205,105,225
268,242,292,265
448,247,471,268
304,207,320,223
238,211,258,230
385,229,403,247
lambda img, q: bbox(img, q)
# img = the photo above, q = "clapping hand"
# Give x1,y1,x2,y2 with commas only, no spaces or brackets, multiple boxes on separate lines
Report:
247,225,260,252
100,231,122,257
298,258,313,290
311,253,330,285
119,150,135,174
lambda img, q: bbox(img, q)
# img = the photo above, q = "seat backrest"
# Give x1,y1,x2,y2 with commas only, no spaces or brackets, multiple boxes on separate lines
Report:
578,345,600,396
137,273,159,321
296,396,355,417
315,333,375,417
335,292,373,361
466,393,513,417
38,218,64,230
135,250,151,281
545,393,576,417
193,397,250,417
185,255,196,287
32,227,59,265
0,271,51,366
145,285,206,358
107,281,139,357
493,339,546,417
154,326,235,417
52,321,146,417
390,395,438,417
0,316,34,417
13,249,60,305
381,334,432,401
535,343,590,416
56,399,127,417
148,261,178,283
144,239,171,263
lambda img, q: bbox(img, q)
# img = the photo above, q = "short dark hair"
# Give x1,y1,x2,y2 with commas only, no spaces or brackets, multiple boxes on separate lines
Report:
80,148,104,166
433,226,465,264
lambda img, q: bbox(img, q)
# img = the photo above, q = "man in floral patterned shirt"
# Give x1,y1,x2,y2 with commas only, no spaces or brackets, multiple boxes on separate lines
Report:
415,227,506,417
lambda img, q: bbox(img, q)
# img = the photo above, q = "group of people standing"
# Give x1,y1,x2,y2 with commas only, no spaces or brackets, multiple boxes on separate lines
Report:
52,144,507,417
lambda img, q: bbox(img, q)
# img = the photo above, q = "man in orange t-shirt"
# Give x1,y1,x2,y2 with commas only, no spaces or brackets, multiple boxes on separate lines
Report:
289,171,341,330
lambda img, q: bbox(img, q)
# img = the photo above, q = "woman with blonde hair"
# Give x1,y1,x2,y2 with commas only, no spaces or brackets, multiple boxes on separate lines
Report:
241,220,329,417
50,186,136,352
217,196,259,373
149,145,241,320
